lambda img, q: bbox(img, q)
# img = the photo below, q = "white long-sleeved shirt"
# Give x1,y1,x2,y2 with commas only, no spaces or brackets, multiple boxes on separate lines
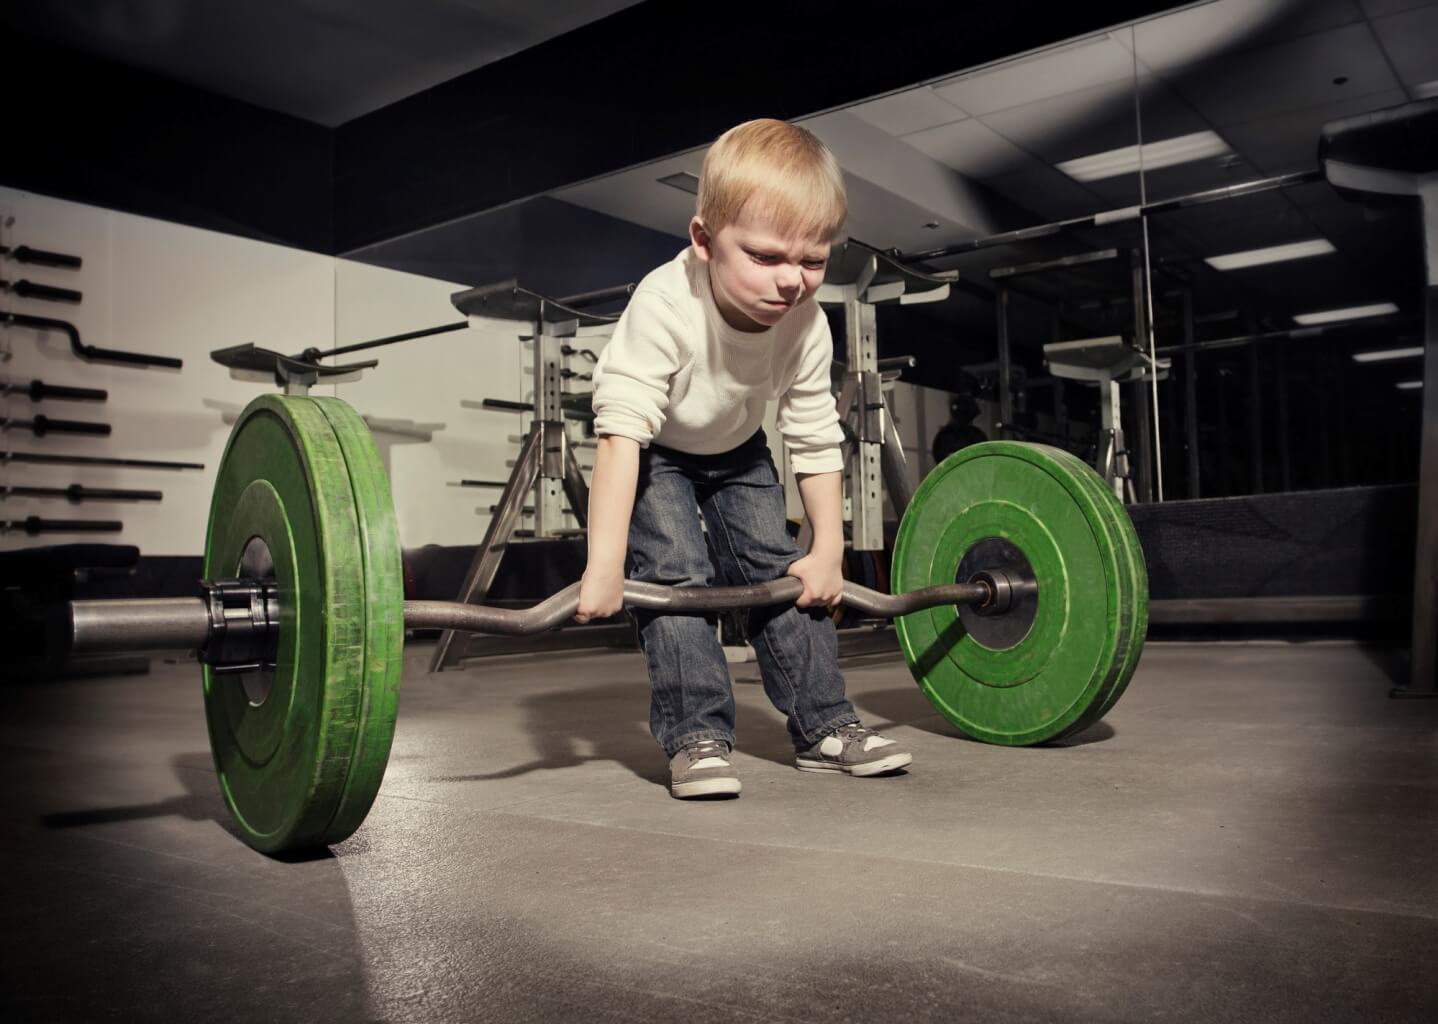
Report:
591,247,845,474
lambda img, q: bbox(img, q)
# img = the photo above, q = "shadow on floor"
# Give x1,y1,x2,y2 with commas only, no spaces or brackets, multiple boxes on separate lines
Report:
429,675,834,785
852,685,1119,747
37,751,333,862
430,680,669,787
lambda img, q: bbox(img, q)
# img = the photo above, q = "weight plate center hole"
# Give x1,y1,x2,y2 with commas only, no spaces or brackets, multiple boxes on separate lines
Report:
236,536,277,707
955,537,1039,651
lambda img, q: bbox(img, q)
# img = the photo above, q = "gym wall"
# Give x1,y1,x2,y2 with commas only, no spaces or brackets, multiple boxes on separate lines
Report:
1,185,335,555
0,186,563,554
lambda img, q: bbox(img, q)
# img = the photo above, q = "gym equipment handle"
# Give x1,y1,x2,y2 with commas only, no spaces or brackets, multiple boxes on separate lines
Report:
70,579,995,655
5,280,83,303
4,379,109,403
2,415,111,437
2,312,182,369
6,517,122,535
2,245,82,268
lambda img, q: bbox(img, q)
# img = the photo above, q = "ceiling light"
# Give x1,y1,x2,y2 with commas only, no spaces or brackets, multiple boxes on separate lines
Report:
1205,238,1335,270
1415,80,1438,100
1293,302,1398,326
1352,346,1424,363
1396,380,1423,390
657,172,699,195
1056,131,1231,182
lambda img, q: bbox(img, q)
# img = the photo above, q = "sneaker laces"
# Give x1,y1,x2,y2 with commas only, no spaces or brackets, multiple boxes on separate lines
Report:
686,740,729,762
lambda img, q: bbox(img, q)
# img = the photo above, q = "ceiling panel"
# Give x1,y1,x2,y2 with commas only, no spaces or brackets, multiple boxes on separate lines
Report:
979,165,1109,222
1357,0,1438,17
978,79,1139,164
1370,4,1438,91
1163,22,1400,126
931,33,1136,117
1133,0,1365,71
901,117,1044,180
1221,87,1410,173
554,152,702,239
837,174,977,253
849,87,969,136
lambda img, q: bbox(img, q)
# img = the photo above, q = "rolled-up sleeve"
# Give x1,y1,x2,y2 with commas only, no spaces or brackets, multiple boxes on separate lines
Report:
591,293,684,445
777,320,845,474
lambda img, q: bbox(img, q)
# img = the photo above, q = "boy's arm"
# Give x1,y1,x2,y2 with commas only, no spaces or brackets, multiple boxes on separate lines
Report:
790,469,845,607
575,434,639,623
779,317,848,607
578,290,684,623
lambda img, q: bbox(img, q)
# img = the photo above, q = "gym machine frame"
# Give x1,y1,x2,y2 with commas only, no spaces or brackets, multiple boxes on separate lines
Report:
429,283,624,672
815,239,956,551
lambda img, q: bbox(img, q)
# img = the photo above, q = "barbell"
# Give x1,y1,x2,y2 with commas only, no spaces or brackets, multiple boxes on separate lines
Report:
64,394,1148,854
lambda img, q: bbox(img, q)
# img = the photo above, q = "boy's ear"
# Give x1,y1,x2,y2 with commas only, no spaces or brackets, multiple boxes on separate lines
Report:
689,217,713,262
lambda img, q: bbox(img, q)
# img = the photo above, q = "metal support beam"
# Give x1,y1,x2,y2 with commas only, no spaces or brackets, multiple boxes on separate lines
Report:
1275,343,1292,492
1182,290,1200,500
1248,337,1264,494
1129,253,1153,503
1412,181,1438,691
845,293,884,551
429,428,543,671
996,288,1013,437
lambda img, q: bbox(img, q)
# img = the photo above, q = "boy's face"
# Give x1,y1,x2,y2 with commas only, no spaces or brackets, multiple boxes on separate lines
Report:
690,208,831,333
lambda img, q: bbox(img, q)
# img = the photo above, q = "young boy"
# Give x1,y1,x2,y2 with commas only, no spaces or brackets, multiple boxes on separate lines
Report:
576,118,913,799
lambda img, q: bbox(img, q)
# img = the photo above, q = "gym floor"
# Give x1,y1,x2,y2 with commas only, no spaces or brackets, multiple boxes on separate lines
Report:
2,640,1436,1022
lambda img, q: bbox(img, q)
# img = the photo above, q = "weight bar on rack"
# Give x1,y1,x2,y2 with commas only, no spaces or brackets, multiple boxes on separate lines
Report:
3,516,122,534
2,379,109,403
0,312,182,369
1,415,111,437
3,484,162,503
0,450,204,470
56,395,1147,857
0,244,82,268
0,278,83,303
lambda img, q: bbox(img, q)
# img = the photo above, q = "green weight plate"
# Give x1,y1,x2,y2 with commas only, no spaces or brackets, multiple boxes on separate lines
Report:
1071,458,1148,719
893,441,1133,745
202,395,368,854
311,396,404,840
1041,448,1150,727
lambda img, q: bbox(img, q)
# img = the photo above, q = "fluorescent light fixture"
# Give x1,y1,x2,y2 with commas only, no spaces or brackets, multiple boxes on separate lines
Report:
1396,380,1423,390
1293,302,1398,326
1205,238,1335,270
1415,80,1438,100
1352,346,1424,363
1056,131,1230,182
657,172,699,195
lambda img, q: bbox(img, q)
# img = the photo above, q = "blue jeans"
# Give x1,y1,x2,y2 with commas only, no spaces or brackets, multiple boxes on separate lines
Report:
628,429,859,756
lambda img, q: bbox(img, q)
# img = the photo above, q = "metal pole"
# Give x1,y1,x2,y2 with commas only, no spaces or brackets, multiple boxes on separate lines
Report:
1275,342,1292,492
1129,252,1153,503
1182,289,1200,500
996,288,1013,437
1248,337,1264,493
1411,183,1438,690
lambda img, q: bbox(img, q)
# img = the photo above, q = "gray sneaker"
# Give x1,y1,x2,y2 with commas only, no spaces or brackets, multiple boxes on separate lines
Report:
669,739,741,799
796,724,912,776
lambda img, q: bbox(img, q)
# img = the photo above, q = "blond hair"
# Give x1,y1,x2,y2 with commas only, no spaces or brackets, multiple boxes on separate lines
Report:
696,119,847,241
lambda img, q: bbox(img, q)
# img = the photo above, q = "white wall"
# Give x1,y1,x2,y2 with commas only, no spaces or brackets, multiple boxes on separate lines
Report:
0,188,563,557
1,186,335,555
332,261,532,548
